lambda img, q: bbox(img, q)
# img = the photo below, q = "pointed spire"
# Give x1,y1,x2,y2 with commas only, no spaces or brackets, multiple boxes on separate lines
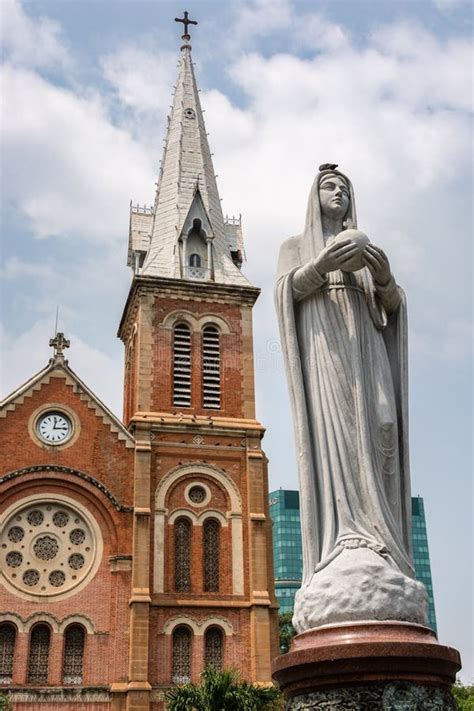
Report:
140,19,250,287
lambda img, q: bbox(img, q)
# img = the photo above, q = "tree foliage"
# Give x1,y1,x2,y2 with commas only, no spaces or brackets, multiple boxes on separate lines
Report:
0,693,12,711
278,611,295,654
165,666,282,710
452,680,474,710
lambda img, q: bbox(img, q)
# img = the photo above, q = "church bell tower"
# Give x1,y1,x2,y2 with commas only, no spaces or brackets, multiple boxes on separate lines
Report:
118,14,278,710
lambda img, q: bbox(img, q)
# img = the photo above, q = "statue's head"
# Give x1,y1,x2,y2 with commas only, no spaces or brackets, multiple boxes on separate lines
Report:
302,164,357,259
318,172,350,221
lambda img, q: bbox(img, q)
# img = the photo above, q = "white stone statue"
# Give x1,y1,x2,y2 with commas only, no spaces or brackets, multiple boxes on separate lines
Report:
275,165,428,632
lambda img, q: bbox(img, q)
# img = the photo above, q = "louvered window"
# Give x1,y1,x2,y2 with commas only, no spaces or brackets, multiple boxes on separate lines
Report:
202,325,221,409
63,625,85,685
173,323,192,407
27,624,50,684
204,627,223,670
172,627,191,684
174,517,191,592
203,518,220,592
0,623,16,684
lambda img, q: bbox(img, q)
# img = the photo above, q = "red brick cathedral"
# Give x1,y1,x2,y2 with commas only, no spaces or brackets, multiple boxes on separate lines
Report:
0,19,278,711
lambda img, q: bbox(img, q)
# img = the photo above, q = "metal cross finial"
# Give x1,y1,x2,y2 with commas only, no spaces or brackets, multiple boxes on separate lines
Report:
175,10,197,39
49,331,70,359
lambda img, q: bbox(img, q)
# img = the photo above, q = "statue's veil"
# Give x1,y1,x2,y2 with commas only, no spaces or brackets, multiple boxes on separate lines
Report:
301,168,358,263
275,168,413,590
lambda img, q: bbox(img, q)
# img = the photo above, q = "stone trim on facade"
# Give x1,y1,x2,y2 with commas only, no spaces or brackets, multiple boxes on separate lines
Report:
162,615,234,636
0,466,133,513
0,364,135,449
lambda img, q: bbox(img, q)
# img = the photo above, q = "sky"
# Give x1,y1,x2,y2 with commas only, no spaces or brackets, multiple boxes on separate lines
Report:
1,0,472,681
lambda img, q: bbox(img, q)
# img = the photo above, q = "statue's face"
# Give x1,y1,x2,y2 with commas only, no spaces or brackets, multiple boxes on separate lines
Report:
319,176,350,220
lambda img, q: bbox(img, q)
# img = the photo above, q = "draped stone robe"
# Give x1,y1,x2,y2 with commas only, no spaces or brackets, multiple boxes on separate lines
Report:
275,172,416,601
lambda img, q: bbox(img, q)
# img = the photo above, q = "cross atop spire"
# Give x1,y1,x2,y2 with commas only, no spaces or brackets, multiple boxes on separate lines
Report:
49,331,70,363
175,10,197,41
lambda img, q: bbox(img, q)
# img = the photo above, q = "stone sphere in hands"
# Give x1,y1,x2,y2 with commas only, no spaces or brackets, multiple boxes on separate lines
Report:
334,229,370,272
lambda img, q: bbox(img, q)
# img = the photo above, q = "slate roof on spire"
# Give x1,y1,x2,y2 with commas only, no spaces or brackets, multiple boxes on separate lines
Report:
138,38,251,287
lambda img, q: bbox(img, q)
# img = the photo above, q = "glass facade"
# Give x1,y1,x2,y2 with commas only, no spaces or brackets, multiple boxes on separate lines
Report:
269,490,437,632
411,496,437,632
269,490,303,614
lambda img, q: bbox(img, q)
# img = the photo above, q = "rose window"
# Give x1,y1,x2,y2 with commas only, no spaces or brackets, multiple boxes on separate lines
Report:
7,527,24,543
27,510,44,526
53,511,69,527
0,498,102,598
6,551,22,567
188,486,206,504
33,536,59,560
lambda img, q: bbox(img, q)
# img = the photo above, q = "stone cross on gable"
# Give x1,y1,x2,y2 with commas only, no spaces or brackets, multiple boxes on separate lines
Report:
175,11,197,39
49,332,70,359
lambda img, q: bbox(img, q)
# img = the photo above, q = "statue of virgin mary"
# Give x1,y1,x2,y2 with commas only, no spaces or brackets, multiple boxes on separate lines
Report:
275,165,428,632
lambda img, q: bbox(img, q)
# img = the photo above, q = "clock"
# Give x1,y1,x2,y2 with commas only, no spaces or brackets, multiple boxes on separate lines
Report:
36,411,73,444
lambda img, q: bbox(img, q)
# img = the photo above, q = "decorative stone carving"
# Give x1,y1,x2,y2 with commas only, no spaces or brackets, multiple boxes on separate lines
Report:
275,166,428,630
0,497,102,599
287,682,456,710
8,688,111,703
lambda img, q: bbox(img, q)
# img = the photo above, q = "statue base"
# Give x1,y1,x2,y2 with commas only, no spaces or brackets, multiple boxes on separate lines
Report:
272,621,461,710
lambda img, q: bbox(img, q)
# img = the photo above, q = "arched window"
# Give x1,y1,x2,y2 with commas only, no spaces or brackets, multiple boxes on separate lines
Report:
189,253,201,268
172,626,191,684
204,627,223,670
173,323,192,408
62,624,85,685
202,325,220,409
174,517,191,592
203,518,220,592
0,623,16,684
27,624,51,684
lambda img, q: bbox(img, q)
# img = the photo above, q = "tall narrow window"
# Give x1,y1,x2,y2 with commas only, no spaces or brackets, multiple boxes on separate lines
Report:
0,623,16,684
203,518,220,592
202,325,220,409
62,625,85,685
204,627,223,670
174,517,191,592
27,624,50,684
172,626,191,684
173,323,192,407
189,253,201,267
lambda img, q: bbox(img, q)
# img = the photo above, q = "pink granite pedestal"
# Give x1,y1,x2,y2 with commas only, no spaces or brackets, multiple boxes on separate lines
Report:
272,621,461,709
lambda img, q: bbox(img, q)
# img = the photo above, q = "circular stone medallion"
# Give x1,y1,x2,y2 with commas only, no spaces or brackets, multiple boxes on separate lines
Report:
0,496,102,599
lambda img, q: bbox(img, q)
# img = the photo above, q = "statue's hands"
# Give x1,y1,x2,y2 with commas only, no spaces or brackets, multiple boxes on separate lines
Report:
314,239,360,274
363,244,391,285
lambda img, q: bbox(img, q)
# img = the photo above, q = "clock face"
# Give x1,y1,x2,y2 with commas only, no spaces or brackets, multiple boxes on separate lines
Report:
36,412,72,444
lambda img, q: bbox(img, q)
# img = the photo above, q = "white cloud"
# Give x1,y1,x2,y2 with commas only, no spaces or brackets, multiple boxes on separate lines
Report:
432,0,469,9
0,0,70,70
101,46,175,114
0,256,56,281
1,65,155,242
234,0,293,39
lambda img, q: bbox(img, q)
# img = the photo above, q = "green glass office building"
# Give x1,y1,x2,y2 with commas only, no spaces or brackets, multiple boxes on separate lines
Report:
269,489,437,632
411,495,437,631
